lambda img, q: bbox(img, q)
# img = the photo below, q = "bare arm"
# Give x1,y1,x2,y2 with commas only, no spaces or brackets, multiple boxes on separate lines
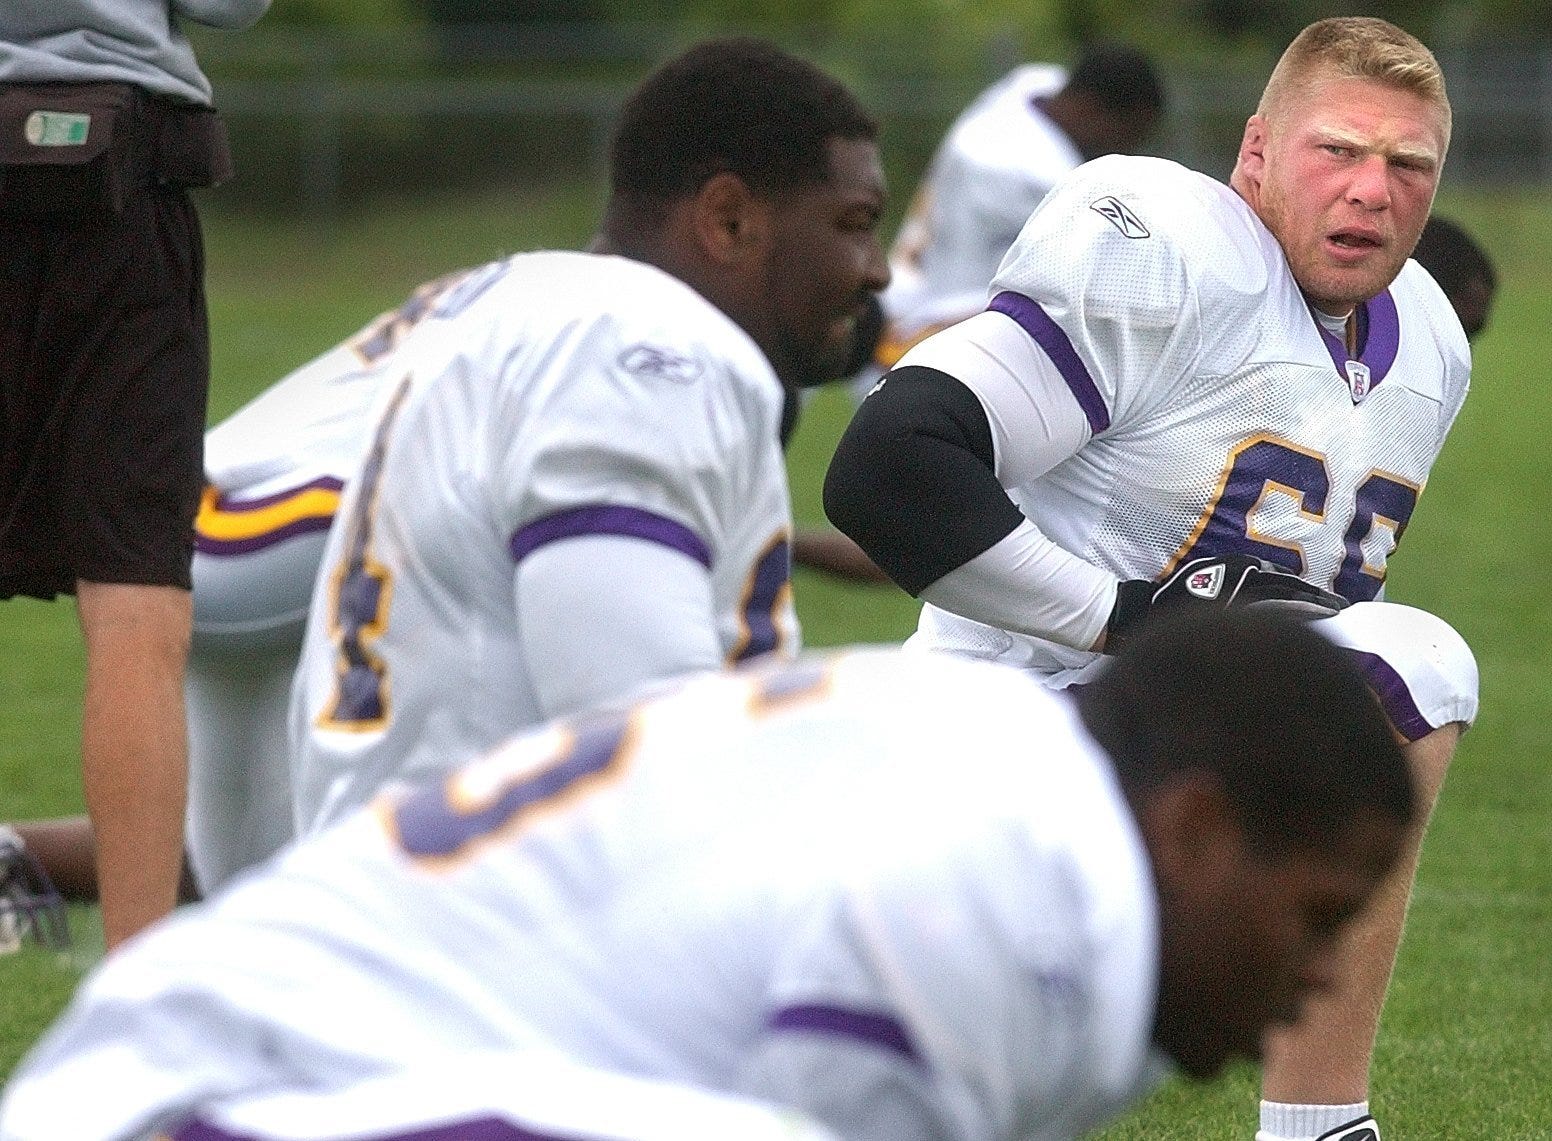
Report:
791,527,892,585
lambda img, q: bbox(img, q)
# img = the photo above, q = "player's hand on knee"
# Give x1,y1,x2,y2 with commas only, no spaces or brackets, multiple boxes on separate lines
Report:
1106,555,1347,653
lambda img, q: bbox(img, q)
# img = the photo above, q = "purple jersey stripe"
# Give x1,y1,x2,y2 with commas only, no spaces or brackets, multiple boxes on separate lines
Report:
769,1003,921,1064
509,505,711,569
1363,288,1401,380
171,1114,600,1140
987,290,1111,434
1346,648,1432,743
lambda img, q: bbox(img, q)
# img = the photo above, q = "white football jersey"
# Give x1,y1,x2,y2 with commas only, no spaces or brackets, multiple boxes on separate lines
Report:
186,266,501,890
918,155,1471,682
290,251,798,833
879,65,1078,361
168,1049,844,1141
0,650,1165,1141
194,264,492,643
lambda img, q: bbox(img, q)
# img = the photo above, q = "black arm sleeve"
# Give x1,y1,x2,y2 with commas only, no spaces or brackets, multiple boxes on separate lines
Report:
823,365,1027,596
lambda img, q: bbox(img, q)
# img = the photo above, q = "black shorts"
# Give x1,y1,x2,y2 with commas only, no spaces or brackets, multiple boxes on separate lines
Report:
0,116,209,600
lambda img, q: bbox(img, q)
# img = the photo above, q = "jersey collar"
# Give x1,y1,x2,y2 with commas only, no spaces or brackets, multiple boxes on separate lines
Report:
1311,288,1401,395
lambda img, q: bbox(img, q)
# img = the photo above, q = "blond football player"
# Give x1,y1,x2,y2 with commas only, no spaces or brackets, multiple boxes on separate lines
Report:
828,18,1473,1141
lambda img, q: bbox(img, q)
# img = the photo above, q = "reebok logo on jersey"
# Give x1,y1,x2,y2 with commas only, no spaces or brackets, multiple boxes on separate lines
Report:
1185,564,1225,600
619,344,703,384
1090,196,1149,239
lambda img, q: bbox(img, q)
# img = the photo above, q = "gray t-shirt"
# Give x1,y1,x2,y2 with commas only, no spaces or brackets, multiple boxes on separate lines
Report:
0,1,270,106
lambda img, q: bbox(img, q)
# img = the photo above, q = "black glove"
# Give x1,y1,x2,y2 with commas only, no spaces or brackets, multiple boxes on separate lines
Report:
1106,554,1348,654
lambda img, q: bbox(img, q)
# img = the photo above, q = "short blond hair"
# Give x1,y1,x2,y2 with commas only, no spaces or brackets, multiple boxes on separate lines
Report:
1259,17,1451,147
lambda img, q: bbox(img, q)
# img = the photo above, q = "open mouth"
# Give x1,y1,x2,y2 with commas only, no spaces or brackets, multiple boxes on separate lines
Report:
1329,230,1382,250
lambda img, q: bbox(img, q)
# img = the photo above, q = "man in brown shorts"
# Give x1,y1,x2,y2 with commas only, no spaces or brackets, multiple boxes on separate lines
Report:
0,1,269,949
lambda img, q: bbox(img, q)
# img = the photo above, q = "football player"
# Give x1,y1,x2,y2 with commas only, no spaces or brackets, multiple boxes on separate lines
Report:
0,611,1415,1141
826,17,1472,1141
0,212,1498,917
856,43,1165,391
284,38,887,835
6,37,893,896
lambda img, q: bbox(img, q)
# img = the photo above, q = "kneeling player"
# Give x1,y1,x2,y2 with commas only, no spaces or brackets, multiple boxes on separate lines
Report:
2,611,1415,1141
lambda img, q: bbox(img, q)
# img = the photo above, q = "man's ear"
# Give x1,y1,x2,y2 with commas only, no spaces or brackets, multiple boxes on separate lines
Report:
693,171,772,266
1138,773,1245,899
1236,114,1269,187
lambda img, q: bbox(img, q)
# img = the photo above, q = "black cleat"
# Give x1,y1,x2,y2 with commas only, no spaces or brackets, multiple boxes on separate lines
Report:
0,825,71,953
1315,1115,1379,1141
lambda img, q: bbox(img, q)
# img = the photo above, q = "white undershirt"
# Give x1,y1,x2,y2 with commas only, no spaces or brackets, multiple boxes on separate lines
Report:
1312,306,1352,343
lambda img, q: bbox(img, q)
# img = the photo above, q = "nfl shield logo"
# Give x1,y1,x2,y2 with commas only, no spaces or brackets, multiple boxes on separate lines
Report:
1345,359,1372,403
1186,565,1225,600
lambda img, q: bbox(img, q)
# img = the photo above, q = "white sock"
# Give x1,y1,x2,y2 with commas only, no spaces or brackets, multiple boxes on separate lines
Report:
1256,1100,1372,1141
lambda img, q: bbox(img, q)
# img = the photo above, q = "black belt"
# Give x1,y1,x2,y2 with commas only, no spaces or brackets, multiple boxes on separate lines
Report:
0,80,233,221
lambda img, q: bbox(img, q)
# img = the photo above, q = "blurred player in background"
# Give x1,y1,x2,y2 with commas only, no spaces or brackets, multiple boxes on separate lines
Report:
0,611,1416,1141
857,43,1165,388
827,17,1475,1141
1412,213,1497,341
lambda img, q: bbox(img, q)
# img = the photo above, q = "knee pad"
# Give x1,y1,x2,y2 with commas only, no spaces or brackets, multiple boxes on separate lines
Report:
1314,601,1478,742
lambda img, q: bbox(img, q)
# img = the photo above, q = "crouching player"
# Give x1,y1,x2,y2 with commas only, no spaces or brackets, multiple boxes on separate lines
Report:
2,610,1415,1141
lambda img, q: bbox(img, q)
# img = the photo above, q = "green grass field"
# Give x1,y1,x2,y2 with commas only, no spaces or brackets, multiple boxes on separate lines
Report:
2,179,1550,1135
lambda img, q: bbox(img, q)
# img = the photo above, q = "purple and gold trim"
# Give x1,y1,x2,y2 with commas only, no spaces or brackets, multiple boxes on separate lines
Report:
1334,470,1420,601
194,478,344,557
728,532,792,664
745,656,832,718
1162,434,1328,579
768,1003,921,1064
510,505,711,569
987,291,1110,434
1345,649,1431,743
1162,435,1418,601
317,377,412,732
